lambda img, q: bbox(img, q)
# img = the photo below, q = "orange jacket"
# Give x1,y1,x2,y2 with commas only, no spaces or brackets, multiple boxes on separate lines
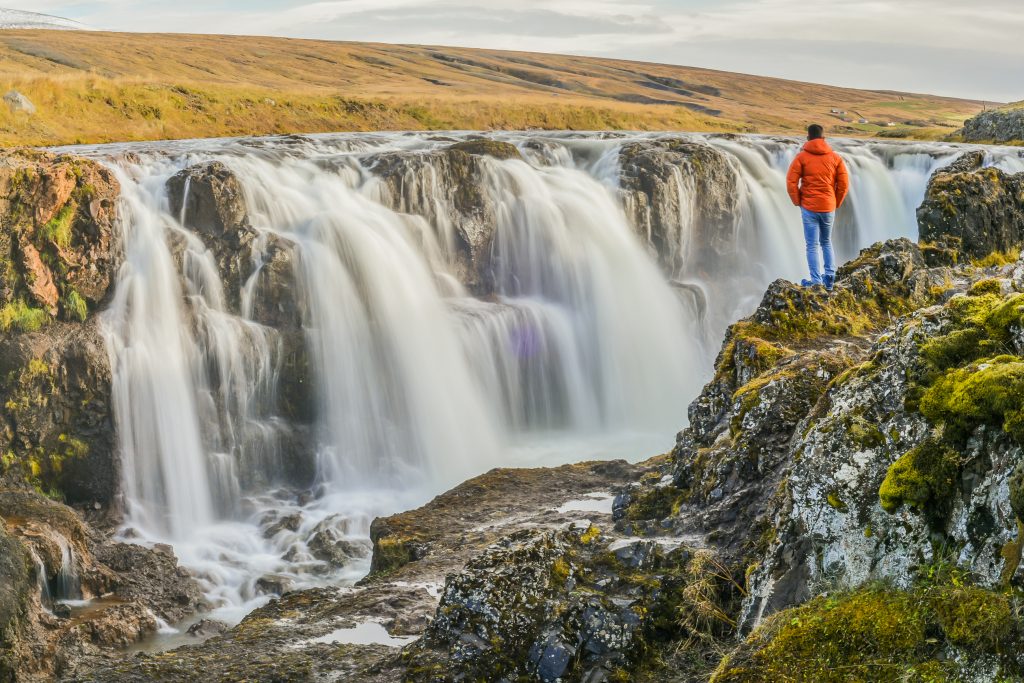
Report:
786,138,850,213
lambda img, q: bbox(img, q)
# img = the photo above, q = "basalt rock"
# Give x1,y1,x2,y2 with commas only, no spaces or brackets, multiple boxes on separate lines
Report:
918,153,1024,260
618,139,739,277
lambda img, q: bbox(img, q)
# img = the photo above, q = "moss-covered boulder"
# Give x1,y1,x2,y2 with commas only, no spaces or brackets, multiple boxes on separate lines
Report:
918,152,1024,260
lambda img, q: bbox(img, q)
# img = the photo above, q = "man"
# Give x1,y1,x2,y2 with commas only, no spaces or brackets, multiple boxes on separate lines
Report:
786,124,850,290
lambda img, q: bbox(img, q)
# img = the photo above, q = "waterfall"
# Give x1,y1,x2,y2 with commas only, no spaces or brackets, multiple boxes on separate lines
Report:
77,132,1022,625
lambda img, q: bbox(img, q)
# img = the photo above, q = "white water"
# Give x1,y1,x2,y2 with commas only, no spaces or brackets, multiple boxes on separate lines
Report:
69,131,1022,629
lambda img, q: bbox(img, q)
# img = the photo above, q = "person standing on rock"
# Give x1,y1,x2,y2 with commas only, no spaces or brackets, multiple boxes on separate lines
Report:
786,124,850,291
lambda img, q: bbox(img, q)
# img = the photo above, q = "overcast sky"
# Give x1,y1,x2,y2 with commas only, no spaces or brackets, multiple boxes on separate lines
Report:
16,0,1024,101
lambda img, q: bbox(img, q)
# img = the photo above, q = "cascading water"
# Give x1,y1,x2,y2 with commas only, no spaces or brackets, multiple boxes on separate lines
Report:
68,131,1022,629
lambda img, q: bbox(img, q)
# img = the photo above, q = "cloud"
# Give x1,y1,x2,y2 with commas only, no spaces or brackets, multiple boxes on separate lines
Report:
8,0,1023,101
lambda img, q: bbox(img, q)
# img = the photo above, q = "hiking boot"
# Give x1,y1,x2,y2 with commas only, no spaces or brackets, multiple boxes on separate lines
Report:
800,279,817,288
823,274,835,291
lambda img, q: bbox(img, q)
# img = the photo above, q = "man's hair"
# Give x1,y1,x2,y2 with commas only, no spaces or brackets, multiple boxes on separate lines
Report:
808,124,824,139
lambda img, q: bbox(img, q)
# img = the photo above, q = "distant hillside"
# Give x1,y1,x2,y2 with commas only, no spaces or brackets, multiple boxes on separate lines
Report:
0,30,989,147
0,8,83,30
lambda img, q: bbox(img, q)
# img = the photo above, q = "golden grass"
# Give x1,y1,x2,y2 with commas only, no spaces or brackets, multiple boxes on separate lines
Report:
0,30,990,147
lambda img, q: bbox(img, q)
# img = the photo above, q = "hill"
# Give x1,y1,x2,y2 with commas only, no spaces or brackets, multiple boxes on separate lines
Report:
0,29,989,147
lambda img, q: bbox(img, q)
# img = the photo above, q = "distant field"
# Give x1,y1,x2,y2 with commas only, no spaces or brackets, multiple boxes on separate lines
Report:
0,30,989,147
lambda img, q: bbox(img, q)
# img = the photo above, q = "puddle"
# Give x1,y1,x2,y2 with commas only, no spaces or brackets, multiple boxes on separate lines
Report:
555,492,615,515
308,621,418,648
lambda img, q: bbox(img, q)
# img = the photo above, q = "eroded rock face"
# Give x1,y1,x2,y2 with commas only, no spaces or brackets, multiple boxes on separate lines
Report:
618,139,739,277
0,319,115,506
369,141,523,293
961,106,1024,144
918,152,1024,260
0,149,118,322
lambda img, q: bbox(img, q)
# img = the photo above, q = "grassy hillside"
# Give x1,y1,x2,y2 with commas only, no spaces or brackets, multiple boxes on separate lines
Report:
0,30,988,146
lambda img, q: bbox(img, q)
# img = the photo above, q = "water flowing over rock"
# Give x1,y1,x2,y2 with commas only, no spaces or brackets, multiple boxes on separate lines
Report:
619,138,739,277
918,151,1024,259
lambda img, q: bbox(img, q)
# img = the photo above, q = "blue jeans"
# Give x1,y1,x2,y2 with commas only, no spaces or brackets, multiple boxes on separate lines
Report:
801,207,835,285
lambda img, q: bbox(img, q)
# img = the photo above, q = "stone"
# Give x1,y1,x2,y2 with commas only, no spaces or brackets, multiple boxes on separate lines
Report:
918,154,1024,260
3,90,35,114
187,618,229,638
961,105,1024,144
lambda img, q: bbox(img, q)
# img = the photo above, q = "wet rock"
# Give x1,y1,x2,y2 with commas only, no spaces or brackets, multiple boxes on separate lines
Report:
262,511,302,538
167,160,248,239
186,618,229,638
308,525,371,569
447,139,523,161
619,138,739,276
0,319,116,505
255,574,294,596
370,146,504,293
93,541,204,623
83,603,158,648
918,154,1024,260
0,523,32,681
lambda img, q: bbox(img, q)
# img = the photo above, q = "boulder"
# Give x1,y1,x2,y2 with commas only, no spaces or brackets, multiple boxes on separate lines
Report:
960,105,1024,144
918,153,1024,260
2,90,35,115
93,541,205,623
0,149,119,321
0,523,32,681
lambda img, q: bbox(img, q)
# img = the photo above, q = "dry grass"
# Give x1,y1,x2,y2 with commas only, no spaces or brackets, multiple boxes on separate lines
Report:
0,30,989,146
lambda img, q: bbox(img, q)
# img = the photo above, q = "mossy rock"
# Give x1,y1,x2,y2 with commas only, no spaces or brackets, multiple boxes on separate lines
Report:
878,437,961,529
712,583,1020,683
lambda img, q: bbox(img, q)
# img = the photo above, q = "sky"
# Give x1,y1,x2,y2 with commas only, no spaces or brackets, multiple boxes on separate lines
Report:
15,0,1024,102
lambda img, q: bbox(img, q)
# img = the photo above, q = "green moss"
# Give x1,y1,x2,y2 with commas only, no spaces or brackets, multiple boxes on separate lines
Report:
369,536,417,575
919,356,1024,445
62,289,88,322
625,486,683,521
0,300,49,332
878,437,961,528
711,582,1020,683
968,278,1004,296
931,585,1014,651
846,414,885,450
41,202,76,249
826,490,849,513
972,250,1020,268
